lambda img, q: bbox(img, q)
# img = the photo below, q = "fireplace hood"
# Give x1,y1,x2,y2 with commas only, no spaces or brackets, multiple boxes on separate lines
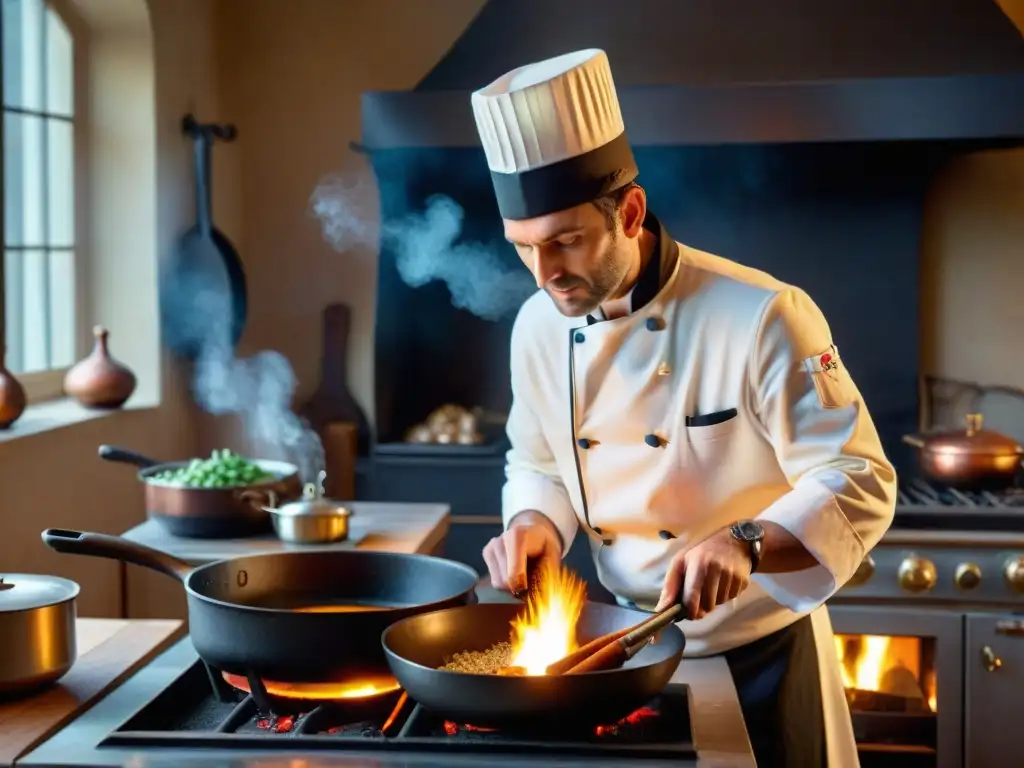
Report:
361,0,1024,148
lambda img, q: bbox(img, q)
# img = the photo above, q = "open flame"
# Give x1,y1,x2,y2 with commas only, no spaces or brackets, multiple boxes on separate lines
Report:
508,561,587,676
834,634,937,712
222,671,400,701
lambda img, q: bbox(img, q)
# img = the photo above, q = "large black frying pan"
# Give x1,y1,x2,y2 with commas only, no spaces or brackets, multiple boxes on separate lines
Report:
41,529,479,683
382,602,685,731
160,114,247,360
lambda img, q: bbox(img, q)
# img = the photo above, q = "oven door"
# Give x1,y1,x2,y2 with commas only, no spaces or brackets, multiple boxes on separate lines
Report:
828,605,962,768
965,613,1024,768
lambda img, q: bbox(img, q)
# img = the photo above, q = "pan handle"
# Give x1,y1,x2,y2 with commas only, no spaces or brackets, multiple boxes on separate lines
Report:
237,488,278,512
41,529,192,582
98,445,160,469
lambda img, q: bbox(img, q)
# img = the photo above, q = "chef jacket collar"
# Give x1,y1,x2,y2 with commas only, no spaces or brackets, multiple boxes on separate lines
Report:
586,211,678,325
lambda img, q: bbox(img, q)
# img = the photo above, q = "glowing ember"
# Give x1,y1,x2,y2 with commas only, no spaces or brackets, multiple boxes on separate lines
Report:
442,705,659,737
256,714,295,732
222,672,400,701
595,706,658,736
508,561,587,676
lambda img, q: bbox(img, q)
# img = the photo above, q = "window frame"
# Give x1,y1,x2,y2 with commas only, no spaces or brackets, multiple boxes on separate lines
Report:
1,0,87,405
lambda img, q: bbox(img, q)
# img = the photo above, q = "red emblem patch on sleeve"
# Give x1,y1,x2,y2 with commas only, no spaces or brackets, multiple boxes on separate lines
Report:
819,348,838,375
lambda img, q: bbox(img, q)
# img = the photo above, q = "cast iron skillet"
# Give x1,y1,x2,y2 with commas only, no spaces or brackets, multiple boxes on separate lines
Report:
41,528,479,682
160,114,247,360
382,601,685,731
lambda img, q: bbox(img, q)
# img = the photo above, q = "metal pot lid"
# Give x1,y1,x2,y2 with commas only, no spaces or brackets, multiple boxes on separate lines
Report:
272,471,351,517
0,574,80,612
925,414,1024,456
273,497,352,517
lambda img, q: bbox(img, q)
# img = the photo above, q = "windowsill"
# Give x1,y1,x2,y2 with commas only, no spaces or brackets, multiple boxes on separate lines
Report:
0,395,160,443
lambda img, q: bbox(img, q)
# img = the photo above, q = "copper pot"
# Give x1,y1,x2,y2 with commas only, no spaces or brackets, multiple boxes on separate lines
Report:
99,445,303,539
902,413,1024,487
0,573,78,696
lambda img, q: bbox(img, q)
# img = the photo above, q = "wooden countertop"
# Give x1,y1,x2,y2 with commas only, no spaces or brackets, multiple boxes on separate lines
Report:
122,501,450,563
0,618,182,767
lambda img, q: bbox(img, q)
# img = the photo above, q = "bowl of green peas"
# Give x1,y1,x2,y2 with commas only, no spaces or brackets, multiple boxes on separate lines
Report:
99,444,304,539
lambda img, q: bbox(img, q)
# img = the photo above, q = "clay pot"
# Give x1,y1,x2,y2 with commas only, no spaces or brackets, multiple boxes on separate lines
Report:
63,326,137,409
0,347,27,429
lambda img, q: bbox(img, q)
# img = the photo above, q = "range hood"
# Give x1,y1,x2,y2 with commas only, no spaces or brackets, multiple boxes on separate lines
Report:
361,0,1024,148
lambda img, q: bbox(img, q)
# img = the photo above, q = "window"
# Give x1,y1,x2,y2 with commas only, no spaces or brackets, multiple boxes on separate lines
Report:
2,0,77,402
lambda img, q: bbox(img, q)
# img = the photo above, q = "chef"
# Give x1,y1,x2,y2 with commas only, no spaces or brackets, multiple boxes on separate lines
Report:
474,50,897,766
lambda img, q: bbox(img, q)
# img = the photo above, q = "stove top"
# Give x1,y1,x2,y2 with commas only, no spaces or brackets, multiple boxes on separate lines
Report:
893,478,1024,532
18,638,697,768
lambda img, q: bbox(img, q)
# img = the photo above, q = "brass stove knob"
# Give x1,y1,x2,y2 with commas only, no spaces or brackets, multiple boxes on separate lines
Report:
954,562,982,591
1004,555,1024,595
847,555,875,587
898,555,938,593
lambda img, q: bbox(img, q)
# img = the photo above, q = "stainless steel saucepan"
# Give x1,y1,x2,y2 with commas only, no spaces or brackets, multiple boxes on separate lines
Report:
0,573,79,696
242,471,353,544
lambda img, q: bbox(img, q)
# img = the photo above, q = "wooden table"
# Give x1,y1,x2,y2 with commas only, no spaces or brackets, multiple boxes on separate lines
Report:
0,619,182,767
120,502,450,620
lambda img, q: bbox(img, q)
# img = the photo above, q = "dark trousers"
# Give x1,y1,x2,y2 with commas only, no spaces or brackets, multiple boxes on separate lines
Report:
723,616,827,767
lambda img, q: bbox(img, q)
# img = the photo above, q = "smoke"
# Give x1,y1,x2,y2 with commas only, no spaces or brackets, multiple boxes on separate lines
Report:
310,176,535,322
165,259,324,483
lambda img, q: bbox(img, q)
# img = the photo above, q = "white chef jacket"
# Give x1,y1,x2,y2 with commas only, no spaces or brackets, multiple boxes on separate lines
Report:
502,214,897,767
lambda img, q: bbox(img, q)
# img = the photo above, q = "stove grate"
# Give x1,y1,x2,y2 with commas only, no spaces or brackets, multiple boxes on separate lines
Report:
100,660,697,758
897,478,1024,509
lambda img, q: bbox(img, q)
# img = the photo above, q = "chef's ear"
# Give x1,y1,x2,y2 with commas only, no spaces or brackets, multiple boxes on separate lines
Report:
618,184,647,239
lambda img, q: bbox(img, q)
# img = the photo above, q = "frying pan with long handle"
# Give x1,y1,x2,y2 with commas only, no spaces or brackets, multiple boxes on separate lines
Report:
381,602,685,731
160,114,247,360
41,529,479,683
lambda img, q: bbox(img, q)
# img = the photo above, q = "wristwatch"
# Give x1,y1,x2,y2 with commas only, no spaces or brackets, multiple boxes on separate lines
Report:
729,520,764,574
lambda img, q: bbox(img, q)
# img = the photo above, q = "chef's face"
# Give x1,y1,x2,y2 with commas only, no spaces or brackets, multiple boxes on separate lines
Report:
504,185,647,316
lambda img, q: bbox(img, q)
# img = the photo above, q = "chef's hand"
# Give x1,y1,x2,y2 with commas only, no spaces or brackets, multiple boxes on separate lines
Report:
655,525,752,619
482,511,562,597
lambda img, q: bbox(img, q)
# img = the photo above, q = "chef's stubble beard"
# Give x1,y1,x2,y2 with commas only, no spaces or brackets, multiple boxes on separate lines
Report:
546,228,630,317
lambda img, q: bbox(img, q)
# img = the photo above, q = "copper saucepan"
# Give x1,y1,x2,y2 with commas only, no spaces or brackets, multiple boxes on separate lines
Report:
902,413,1024,488
99,445,303,539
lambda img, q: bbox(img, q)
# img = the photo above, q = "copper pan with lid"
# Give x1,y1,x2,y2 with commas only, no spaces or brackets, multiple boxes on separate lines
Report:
0,573,79,697
902,413,1024,488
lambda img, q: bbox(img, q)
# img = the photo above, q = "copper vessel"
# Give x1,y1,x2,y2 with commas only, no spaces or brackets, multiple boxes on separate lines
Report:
63,326,136,409
0,346,26,429
902,413,1024,487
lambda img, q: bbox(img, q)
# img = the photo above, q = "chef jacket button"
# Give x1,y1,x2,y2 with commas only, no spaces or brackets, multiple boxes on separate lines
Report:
573,331,585,343
645,317,663,331
644,433,662,448
592,528,613,546
577,438,591,449
658,530,676,540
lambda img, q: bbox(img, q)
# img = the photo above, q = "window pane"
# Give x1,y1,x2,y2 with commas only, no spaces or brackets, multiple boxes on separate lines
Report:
4,250,24,372
46,8,73,117
5,249,48,374
48,249,75,368
47,118,73,246
3,112,45,247
2,0,45,110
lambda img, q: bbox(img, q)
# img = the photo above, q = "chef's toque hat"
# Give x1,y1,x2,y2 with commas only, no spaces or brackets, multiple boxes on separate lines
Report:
471,49,638,221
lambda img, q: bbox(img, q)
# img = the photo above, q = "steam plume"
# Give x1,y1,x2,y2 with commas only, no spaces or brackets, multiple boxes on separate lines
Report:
310,175,535,321
164,260,324,483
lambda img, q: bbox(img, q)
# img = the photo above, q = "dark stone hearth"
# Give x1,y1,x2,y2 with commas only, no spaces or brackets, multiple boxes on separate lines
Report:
370,140,956,466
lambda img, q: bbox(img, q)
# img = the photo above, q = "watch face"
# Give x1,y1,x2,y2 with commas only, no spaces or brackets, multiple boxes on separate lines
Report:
733,520,763,541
